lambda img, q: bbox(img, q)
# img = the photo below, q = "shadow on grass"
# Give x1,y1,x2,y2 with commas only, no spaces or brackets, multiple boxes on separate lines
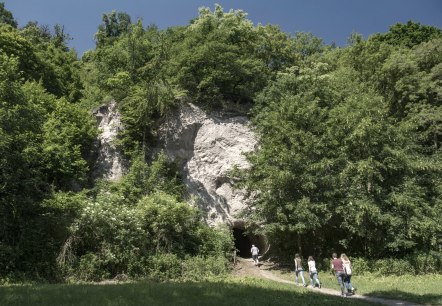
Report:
263,263,293,273
366,289,442,305
0,279,382,306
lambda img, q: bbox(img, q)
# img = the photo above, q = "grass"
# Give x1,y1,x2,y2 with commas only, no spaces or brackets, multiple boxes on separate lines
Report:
333,274,442,305
0,277,381,306
274,269,442,305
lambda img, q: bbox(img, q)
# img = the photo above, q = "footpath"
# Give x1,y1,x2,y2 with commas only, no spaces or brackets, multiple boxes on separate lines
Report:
234,257,422,306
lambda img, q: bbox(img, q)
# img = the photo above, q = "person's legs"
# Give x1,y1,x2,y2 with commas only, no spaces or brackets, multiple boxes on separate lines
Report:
336,272,346,296
343,275,350,292
295,270,299,285
313,273,321,287
347,275,354,292
310,273,314,287
299,270,306,286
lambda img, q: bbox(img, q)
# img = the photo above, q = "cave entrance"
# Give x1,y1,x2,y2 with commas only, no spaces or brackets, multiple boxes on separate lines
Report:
233,228,252,258
232,221,269,259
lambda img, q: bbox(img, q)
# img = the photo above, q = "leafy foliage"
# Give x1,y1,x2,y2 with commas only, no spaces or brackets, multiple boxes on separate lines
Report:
371,20,442,48
240,22,442,259
52,155,233,281
0,17,96,279
170,5,268,106
0,3,16,28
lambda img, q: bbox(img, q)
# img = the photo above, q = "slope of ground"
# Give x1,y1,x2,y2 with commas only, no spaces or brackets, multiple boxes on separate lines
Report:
232,257,423,306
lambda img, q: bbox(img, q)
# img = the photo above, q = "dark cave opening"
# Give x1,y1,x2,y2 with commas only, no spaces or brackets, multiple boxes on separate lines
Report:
233,227,253,258
232,224,269,259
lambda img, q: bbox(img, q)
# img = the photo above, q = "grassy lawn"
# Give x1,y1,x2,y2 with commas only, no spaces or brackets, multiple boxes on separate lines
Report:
319,273,442,305
0,277,381,306
275,269,442,305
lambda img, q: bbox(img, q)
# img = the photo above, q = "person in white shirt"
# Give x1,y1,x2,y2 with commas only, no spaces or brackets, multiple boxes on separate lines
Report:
341,253,356,294
251,245,259,266
308,256,321,288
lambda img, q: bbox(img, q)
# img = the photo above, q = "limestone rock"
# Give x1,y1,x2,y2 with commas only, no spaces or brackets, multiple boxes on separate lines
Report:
92,101,126,181
156,103,258,225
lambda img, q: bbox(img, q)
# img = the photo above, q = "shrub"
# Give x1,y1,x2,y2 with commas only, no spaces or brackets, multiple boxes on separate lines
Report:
181,256,230,281
56,188,234,282
413,252,442,274
76,253,110,282
350,252,442,275
195,225,235,258
147,253,182,281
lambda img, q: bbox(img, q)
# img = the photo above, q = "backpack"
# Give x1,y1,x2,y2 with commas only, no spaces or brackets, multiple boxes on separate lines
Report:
343,262,352,275
295,258,303,270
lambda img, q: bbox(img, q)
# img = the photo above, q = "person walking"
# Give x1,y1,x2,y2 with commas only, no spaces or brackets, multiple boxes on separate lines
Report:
307,256,321,288
251,244,259,266
331,253,347,297
341,253,356,294
294,253,307,287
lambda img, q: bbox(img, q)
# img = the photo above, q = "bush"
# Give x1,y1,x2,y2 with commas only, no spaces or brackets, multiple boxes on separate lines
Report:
195,225,235,258
55,186,234,282
147,253,182,281
350,257,370,274
181,256,230,281
412,252,442,274
350,252,442,275
76,253,110,282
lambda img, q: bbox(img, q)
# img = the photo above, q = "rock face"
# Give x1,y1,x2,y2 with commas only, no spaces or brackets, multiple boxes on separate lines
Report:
156,103,258,225
92,101,126,181
92,101,258,226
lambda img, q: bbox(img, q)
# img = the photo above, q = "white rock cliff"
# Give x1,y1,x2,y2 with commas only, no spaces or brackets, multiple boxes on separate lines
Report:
155,103,258,225
92,101,126,181
93,102,258,226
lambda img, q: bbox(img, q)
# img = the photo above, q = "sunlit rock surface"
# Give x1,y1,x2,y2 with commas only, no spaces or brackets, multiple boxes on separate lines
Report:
92,101,126,181
155,103,258,225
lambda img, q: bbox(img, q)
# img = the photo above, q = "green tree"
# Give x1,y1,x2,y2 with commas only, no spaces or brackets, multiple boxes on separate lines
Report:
241,28,442,257
95,11,132,47
371,21,442,48
0,24,42,81
42,100,97,190
0,54,48,274
20,21,82,101
241,62,335,256
170,5,267,106
0,2,17,28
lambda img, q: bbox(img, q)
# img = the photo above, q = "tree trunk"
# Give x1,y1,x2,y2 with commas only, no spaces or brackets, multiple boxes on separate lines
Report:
297,233,302,255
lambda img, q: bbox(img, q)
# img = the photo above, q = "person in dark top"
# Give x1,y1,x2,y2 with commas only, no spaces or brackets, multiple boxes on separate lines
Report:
294,253,307,287
331,253,347,297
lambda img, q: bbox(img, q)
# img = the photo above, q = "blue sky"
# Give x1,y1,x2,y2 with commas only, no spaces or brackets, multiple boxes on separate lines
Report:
3,0,442,56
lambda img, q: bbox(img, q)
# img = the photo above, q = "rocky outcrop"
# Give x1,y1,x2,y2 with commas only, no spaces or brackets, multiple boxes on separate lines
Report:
155,103,258,225
91,101,258,226
92,101,126,181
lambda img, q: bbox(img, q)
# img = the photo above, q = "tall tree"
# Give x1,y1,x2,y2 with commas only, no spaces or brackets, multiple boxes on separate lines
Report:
371,21,442,48
0,2,17,28
170,4,268,106
95,11,132,47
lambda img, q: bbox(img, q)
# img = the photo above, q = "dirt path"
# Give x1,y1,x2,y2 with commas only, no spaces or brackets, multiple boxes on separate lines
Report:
233,257,422,306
